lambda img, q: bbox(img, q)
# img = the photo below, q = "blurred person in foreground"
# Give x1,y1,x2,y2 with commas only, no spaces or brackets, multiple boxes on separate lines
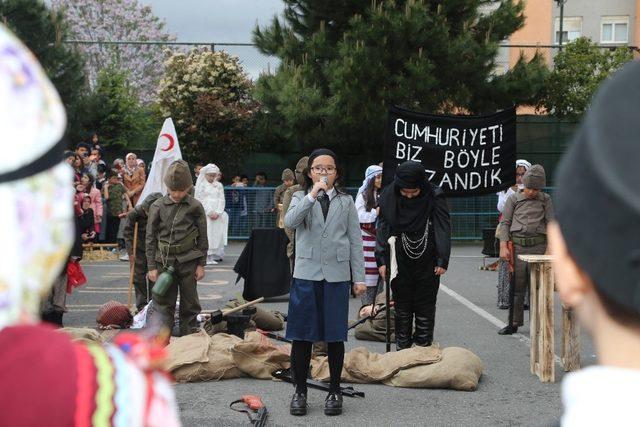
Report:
549,61,640,426
0,24,180,427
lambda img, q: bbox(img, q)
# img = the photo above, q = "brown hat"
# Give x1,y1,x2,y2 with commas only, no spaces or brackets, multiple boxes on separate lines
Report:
294,156,309,185
164,160,193,191
522,164,546,190
281,168,294,182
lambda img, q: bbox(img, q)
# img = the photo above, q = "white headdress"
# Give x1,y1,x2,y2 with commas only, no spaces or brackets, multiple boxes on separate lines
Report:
357,165,383,196
516,159,532,170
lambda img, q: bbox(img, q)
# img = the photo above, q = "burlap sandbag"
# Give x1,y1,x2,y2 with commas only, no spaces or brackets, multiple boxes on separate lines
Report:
311,346,442,383
224,300,285,331
230,331,291,379
165,329,211,372
383,347,483,391
58,327,104,343
172,333,244,383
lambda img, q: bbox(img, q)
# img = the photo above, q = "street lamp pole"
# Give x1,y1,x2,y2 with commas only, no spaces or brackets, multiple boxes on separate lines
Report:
556,0,567,51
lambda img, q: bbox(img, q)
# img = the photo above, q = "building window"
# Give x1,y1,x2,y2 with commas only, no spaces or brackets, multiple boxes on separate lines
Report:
601,16,629,44
554,17,582,44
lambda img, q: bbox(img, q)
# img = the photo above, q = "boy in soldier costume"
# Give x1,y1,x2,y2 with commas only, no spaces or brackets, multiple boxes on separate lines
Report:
354,289,395,343
146,160,208,336
497,164,554,335
123,192,162,311
282,156,309,261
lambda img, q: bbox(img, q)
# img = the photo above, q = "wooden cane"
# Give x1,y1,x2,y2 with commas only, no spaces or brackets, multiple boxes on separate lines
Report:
127,222,139,309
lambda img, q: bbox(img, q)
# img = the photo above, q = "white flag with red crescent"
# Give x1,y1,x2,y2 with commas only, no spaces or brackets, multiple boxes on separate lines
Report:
136,118,182,206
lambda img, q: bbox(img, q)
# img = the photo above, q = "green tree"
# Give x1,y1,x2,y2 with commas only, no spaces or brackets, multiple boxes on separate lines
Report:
158,48,259,174
0,0,86,143
79,67,160,152
253,0,548,155
539,37,633,119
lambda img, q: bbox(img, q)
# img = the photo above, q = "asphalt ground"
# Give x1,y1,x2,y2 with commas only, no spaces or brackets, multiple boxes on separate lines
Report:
66,242,596,427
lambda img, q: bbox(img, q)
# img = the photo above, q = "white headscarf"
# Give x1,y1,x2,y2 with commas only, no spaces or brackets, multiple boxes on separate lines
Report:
0,25,74,329
124,152,138,175
516,159,532,170
357,165,383,196
195,163,222,195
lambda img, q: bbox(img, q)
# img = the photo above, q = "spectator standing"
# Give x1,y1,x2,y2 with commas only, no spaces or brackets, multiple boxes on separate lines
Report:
194,163,203,179
79,195,96,243
75,142,90,158
71,153,83,184
104,171,127,244
80,173,103,235
229,175,249,236
112,158,125,178
253,171,274,228
123,153,146,206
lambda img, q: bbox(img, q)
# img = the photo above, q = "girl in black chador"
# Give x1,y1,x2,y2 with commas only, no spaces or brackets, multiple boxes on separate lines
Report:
375,161,451,349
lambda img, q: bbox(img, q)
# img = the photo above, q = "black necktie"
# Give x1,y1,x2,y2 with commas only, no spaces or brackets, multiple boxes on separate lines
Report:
318,193,330,220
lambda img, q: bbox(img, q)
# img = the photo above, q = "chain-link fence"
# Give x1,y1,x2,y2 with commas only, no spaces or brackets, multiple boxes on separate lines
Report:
223,186,556,241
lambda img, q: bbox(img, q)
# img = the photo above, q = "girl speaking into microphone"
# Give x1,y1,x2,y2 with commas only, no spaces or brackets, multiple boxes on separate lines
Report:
284,148,366,417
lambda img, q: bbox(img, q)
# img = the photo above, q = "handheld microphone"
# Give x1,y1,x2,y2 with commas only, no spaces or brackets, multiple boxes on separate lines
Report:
318,176,328,198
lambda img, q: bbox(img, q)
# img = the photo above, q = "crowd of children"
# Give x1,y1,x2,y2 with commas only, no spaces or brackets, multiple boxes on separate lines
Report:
64,138,147,260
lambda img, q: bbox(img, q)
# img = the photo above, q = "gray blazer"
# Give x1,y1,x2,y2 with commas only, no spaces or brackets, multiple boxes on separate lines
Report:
284,190,365,283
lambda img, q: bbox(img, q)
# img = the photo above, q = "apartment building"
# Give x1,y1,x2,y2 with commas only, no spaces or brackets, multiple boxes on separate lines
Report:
508,0,639,67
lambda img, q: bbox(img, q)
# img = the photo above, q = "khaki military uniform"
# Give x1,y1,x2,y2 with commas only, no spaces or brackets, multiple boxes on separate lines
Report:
497,190,554,326
274,183,287,228
146,194,208,336
282,184,302,259
124,193,162,311
354,290,395,342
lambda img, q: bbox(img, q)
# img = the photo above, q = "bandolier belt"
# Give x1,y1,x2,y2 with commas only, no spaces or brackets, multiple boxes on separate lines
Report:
158,228,199,255
512,235,546,247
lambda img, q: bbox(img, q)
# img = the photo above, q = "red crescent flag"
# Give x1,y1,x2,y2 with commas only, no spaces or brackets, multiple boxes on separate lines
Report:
137,118,182,206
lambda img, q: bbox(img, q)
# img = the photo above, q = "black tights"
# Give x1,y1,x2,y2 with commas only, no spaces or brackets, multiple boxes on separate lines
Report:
292,340,344,394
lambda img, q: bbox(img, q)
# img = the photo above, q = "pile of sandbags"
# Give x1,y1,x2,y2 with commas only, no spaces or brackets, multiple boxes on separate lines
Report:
165,331,484,391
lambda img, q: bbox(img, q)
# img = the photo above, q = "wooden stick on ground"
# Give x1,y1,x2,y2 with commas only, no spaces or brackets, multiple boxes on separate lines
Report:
127,222,139,310
200,297,266,319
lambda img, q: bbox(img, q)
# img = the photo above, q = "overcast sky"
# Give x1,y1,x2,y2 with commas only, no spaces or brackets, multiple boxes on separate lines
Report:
138,0,285,77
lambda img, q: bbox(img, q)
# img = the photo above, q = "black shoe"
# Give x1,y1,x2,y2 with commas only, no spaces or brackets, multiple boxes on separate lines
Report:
324,392,343,416
290,392,307,416
498,325,518,335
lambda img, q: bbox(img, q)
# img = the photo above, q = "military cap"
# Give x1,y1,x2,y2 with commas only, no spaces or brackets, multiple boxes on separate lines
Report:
164,160,193,191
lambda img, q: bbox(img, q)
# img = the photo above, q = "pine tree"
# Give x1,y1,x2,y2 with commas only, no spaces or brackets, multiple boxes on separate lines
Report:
253,0,549,155
0,0,86,142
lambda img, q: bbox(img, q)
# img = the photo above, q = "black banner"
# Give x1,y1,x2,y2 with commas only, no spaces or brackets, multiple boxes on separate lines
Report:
383,106,516,197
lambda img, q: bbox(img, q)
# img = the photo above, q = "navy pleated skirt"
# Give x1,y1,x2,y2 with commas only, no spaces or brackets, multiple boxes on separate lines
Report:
285,278,350,343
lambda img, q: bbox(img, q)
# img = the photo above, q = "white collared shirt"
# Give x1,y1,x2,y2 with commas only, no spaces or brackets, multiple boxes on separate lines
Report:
562,365,640,426
307,187,336,203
